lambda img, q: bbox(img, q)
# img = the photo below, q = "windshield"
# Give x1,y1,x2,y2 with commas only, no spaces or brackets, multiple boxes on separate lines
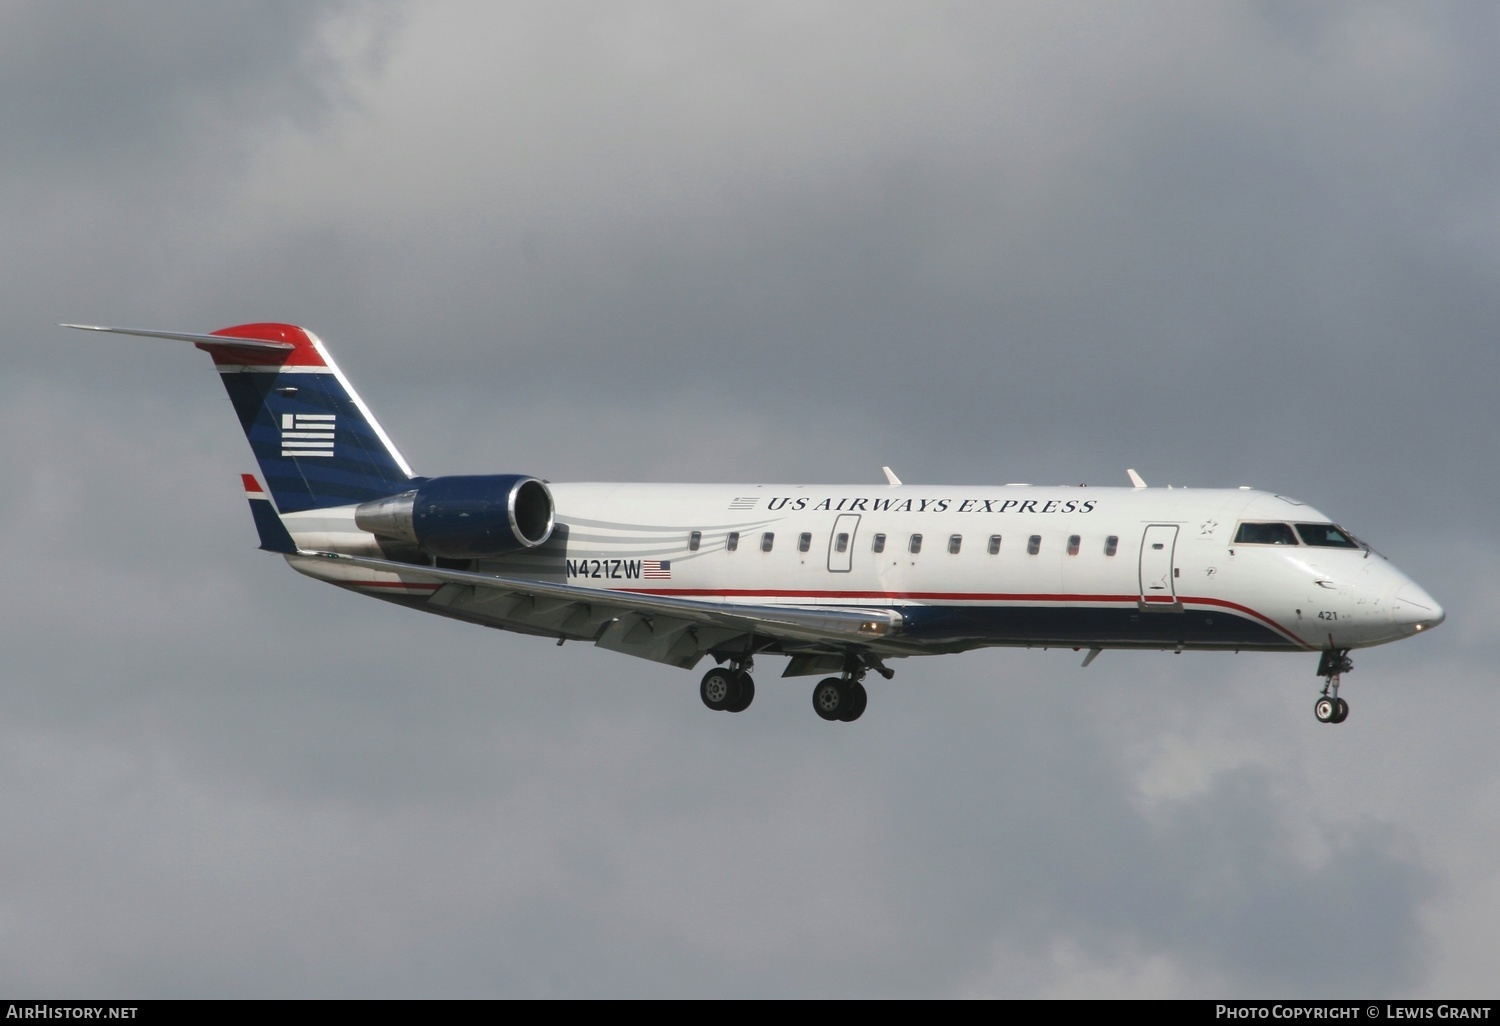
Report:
1233,522,1298,545
1295,523,1360,548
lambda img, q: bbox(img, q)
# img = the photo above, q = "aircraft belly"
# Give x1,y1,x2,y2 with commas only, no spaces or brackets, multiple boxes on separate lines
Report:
895,601,1298,650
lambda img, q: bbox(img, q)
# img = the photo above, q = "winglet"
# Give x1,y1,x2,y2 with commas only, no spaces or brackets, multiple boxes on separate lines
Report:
882,466,902,486
1127,468,1147,489
242,474,297,553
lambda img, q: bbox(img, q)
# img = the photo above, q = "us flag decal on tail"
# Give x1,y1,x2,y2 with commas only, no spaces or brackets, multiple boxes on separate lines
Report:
642,560,672,579
281,413,335,457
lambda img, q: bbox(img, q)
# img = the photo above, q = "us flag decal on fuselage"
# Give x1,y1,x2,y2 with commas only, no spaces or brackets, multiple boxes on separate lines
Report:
729,497,757,509
642,560,671,579
281,412,335,457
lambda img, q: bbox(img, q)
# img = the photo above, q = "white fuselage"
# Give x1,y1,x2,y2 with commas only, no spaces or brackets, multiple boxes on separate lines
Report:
284,482,1443,659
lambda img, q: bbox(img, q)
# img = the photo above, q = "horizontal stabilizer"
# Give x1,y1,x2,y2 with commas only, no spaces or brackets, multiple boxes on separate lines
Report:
61,324,294,352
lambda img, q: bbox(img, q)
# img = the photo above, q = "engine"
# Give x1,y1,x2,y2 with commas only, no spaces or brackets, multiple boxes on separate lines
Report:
354,474,554,559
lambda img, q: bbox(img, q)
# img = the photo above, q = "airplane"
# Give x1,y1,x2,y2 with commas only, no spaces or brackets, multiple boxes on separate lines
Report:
65,321,1445,724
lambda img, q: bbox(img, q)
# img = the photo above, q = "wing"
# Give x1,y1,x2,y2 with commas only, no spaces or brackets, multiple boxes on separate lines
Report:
296,550,903,671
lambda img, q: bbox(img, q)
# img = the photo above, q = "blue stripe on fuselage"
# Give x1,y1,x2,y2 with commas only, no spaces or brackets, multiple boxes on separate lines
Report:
893,603,1295,649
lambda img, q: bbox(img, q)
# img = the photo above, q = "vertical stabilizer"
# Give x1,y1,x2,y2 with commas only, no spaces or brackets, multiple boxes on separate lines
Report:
204,323,413,512
67,322,415,513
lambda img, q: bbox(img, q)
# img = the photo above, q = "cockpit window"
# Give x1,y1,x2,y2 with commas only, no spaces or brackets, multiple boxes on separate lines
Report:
1233,522,1298,545
1295,523,1360,548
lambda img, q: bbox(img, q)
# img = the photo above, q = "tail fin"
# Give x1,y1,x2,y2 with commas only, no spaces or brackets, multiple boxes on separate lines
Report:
66,322,413,513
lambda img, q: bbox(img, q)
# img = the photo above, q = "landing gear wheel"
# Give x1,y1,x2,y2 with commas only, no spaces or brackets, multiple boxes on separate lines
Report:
812,678,847,721
1314,649,1352,725
1332,697,1349,724
837,681,868,722
700,667,738,712
726,672,755,713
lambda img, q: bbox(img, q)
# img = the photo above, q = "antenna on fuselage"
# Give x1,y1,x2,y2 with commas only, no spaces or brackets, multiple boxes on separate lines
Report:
882,466,902,486
1127,468,1147,489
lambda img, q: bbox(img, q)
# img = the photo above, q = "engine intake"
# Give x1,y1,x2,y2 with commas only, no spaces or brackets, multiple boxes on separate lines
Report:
355,474,554,558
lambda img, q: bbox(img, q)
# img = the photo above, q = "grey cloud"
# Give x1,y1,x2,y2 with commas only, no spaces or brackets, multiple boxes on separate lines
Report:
0,1,396,182
871,697,1432,995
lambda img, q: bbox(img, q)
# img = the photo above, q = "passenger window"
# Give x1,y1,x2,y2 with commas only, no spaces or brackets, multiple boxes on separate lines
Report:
726,531,739,552
987,535,1002,555
948,534,962,555
909,534,923,554
1295,523,1360,548
689,531,701,551
1027,535,1041,555
872,533,886,553
1104,535,1118,556
1233,522,1298,545
798,532,812,553
1067,535,1080,556
835,533,849,553
761,532,774,552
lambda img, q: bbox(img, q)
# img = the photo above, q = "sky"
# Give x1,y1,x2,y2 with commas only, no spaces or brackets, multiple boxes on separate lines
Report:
2,0,1496,998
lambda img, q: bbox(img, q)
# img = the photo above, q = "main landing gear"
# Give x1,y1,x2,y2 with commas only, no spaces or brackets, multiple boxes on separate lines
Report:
1314,649,1352,724
702,653,894,721
700,663,755,713
812,677,867,722
811,654,894,723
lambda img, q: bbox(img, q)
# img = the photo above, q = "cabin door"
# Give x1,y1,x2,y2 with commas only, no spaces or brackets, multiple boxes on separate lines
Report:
827,514,860,573
1138,524,1181,610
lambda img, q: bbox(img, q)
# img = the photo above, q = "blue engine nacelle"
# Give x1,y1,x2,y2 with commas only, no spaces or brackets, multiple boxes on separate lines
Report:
354,474,555,559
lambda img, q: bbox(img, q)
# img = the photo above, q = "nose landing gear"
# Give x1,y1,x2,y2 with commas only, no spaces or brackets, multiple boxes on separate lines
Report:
1315,650,1352,724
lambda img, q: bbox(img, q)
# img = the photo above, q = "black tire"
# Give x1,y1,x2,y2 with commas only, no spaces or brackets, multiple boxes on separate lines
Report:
1332,697,1349,724
701,667,738,711
726,673,755,713
837,681,868,722
1314,696,1337,723
812,678,846,721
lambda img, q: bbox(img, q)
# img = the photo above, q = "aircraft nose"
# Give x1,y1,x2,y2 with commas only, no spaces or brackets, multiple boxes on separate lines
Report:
1392,581,1445,633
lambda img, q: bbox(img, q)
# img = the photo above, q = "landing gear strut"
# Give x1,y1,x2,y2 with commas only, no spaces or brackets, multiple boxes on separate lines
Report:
700,659,754,713
1315,650,1352,724
811,653,892,723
